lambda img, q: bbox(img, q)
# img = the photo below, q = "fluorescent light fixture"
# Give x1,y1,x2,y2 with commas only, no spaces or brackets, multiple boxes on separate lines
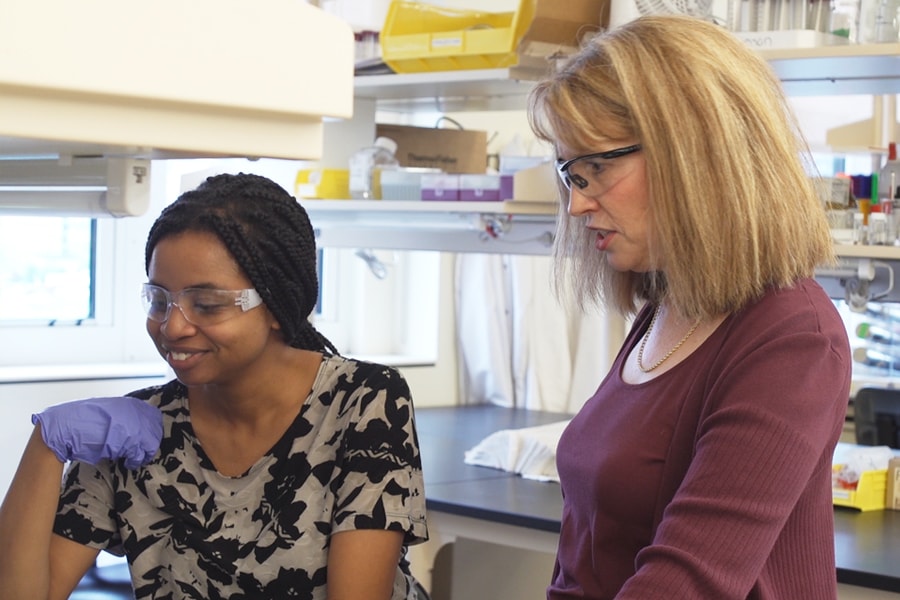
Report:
0,157,150,217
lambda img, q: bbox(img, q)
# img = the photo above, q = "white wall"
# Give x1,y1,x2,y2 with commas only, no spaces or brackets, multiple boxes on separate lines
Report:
397,252,459,408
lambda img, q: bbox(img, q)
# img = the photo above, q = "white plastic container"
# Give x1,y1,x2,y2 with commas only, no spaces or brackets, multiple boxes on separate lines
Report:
380,167,440,200
349,136,399,200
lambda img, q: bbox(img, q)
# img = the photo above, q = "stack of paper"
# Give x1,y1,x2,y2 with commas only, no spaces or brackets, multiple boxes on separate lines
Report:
464,420,571,482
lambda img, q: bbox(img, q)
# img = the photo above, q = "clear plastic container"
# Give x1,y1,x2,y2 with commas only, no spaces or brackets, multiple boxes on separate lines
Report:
349,136,399,200
858,0,900,42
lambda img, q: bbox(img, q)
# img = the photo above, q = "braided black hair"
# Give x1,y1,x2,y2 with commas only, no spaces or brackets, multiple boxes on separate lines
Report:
144,172,338,354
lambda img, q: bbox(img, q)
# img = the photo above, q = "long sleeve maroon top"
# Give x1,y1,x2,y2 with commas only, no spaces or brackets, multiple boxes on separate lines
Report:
548,278,851,599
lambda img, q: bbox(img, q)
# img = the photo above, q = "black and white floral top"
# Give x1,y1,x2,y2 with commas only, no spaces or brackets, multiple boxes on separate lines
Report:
53,355,428,599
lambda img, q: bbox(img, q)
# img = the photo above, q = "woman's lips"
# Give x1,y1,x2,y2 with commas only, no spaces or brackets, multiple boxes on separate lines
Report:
596,230,614,251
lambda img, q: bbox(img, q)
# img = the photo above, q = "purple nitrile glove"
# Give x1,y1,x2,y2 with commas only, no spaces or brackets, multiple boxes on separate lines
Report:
32,396,163,470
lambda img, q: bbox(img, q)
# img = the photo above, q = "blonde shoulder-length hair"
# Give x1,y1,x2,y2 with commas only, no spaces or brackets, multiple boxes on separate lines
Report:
527,15,835,321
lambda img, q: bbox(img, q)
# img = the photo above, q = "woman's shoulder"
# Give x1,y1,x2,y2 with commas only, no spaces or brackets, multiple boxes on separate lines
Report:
744,278,840,326
320,354,402,375
318,355,410,393
125,378,187,411
723,277,849,353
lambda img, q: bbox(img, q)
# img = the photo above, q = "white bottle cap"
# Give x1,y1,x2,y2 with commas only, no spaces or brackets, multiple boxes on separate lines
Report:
374,136,398,155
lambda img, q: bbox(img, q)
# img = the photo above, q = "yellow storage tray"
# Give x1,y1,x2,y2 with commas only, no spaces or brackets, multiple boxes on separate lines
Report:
380,0,535,73
833,468,887,512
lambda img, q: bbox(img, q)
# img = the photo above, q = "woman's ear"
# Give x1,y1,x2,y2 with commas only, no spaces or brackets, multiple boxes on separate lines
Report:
266,308,282,331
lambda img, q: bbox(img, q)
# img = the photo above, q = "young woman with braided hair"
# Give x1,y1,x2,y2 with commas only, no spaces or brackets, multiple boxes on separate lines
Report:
0,173,428,599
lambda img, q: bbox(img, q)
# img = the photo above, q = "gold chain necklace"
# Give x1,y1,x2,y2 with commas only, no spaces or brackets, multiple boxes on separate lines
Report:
636,305,700,373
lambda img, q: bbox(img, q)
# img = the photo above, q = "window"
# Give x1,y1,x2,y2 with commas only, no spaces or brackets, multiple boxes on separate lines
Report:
0,216,95,324
312,247,441,365
0,170,164,370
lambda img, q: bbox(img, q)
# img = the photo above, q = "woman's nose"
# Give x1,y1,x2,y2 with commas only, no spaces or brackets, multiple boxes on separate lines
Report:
160,303,196,336
567,187,596,217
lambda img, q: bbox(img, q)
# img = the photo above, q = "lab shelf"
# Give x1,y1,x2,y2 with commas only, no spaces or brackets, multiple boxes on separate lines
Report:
760,43,900,96
354,68,539,113
304,200,557,255
303,199,556,216
835,244,900,260
354,44,900,114
820,246,900,304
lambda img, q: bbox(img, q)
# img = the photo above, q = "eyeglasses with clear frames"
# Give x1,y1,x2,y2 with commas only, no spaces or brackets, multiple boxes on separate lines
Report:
556,144,642,195
141,283,264,326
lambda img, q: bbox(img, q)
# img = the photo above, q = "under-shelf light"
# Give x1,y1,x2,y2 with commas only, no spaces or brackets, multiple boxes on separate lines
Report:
0,157,150,217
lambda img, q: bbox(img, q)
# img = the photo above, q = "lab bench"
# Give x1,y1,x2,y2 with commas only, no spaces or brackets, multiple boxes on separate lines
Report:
412,405,900,598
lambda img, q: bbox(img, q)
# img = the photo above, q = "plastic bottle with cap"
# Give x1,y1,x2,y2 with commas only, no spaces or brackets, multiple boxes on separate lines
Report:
349,136,399,200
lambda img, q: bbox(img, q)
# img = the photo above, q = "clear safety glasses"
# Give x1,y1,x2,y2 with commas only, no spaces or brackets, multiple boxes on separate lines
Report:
556,144,642,196
141,283,263,326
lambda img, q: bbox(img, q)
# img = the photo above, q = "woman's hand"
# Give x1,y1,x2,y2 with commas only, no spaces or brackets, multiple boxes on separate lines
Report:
32,396,163,469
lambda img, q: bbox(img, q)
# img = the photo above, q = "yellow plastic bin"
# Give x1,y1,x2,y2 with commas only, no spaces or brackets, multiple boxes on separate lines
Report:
295,168,350,200
380,0,535,73
833,468,888,512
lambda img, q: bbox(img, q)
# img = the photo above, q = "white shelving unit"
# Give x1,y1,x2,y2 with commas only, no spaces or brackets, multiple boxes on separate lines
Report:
307,43,900,255
308,67,556,253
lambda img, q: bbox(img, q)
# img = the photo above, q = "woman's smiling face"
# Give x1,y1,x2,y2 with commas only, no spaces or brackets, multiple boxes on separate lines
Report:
145,230,280,387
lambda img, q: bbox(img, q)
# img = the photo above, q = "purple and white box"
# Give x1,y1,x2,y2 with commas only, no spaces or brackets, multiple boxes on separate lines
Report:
459,174,501,201
421,173,460,201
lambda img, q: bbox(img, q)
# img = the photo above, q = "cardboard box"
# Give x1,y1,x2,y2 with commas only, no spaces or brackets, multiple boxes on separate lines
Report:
513,161,558,203
515,0,610,73
889,457,900,511
376,124,487,174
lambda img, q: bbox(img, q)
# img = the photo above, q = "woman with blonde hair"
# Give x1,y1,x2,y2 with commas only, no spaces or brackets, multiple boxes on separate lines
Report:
529,15,849,599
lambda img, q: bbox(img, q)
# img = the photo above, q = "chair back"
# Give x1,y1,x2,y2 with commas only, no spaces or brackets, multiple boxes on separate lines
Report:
854,387,900,448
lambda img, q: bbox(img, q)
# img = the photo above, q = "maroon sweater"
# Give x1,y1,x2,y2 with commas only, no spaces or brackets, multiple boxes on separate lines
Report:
548,279,851,599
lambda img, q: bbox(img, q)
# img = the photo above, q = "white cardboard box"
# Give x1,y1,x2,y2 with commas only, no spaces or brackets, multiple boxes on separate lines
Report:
513,161,557,203
888,456,900,511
